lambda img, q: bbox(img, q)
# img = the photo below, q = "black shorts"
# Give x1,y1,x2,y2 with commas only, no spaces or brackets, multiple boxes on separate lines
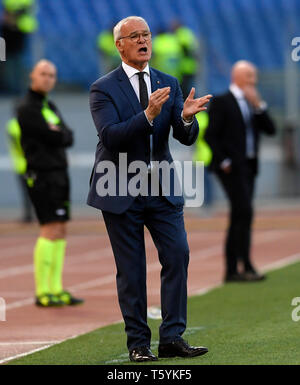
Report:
25,169,70,225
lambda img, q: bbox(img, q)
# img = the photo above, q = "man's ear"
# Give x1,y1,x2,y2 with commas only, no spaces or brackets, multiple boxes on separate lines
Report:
116,40,123,54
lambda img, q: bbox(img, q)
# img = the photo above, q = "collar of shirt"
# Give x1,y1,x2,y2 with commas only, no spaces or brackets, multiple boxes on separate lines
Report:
122,61,150,80
229,83,245,100
121,61,152,105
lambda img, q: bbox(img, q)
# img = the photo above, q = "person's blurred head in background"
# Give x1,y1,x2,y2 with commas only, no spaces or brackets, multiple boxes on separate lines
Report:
231,60,257,90
231,60,263,109
113,16,152,71
30,59,57,94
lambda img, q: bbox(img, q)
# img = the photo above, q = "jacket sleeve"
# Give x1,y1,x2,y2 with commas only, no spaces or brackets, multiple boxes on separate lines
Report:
204,96,227,166
48,102,74,147
17,104,73,148
254,110,276,136
90,83,153,152
171,79,199,146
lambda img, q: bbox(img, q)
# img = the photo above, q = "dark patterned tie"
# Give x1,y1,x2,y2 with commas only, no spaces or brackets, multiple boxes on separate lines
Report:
137,71,152,168
137,72,149,110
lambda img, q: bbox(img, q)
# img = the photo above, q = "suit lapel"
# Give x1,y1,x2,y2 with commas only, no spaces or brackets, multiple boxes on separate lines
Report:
149,68,162,137
150,68,160,94
117,65,142,114
116,66,163,140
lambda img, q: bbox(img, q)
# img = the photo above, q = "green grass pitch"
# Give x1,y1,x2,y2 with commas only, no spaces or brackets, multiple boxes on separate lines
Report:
7,261,300,365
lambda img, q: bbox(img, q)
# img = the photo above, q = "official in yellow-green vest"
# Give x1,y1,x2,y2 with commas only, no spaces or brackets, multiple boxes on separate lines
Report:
174,24,198,99
16,59,84,307
151,30,183,81
193,111,214,208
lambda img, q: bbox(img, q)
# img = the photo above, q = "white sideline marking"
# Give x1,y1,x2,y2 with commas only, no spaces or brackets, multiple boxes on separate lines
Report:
261,252,300,272
0,345,54,364
0,341,61,346
6,298,34,310
0,246,113,279
192,252,300,296
0,327,107,364
0,265,33,279
0,235,105,260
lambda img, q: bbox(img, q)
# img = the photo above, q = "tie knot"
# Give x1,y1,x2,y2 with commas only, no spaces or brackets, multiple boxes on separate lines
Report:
137,71,146,80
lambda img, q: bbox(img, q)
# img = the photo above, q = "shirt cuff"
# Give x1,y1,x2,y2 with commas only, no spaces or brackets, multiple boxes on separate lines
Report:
144,111,153,126
220,158,232,170
255,101,267,114
181,111,194,126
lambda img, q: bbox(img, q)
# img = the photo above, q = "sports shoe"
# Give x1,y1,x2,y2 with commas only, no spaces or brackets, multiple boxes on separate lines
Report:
35,293,65,307
56,290,84,306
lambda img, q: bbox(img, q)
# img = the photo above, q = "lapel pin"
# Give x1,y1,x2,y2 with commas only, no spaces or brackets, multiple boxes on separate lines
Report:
157,80,160,84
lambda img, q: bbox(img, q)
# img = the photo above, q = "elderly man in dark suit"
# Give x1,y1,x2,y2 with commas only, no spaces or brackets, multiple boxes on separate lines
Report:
205,60,276,283
87,16,212,362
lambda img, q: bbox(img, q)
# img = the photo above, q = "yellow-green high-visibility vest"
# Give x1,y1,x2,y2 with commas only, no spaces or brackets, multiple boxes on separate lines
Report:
6,118,27,175
175,26,198,76
152,33,183,81
3,0,38,34
41,99,61,126
193,111,212,167
6,102,61,186
97,31,119,58
3,0,34,12
17,14,38,34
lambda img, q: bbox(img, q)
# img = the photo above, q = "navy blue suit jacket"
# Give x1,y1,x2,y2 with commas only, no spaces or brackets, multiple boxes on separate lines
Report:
87,64,199,214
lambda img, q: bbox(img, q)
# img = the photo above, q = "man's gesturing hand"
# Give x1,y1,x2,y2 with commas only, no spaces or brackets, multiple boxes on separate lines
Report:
243,85,261,109
145,87,170,122
182,88,213,122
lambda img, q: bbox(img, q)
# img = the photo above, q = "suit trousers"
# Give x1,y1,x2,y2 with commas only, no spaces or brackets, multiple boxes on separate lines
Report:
102,184,190,351
216,160,256,275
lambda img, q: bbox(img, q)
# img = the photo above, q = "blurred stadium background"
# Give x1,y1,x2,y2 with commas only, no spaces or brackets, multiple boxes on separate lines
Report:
1,0,300,219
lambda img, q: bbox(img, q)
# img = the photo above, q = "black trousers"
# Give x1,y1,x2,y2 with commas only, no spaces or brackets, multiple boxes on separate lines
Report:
26,169,70,225
216,160,256,275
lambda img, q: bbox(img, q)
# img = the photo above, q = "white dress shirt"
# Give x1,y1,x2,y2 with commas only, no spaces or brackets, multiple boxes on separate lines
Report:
122,61,152,103
122,61,153,169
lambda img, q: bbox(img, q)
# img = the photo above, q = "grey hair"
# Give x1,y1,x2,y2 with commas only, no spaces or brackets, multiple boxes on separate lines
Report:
113,16,150,42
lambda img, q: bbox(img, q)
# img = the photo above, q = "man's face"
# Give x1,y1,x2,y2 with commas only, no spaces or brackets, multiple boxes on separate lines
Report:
239,67,257,90
116,20,152,70
31,63,57,94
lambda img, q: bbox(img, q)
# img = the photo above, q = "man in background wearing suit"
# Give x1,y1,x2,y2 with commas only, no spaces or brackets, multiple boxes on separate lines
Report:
87,16,212,362
205,60,276,283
